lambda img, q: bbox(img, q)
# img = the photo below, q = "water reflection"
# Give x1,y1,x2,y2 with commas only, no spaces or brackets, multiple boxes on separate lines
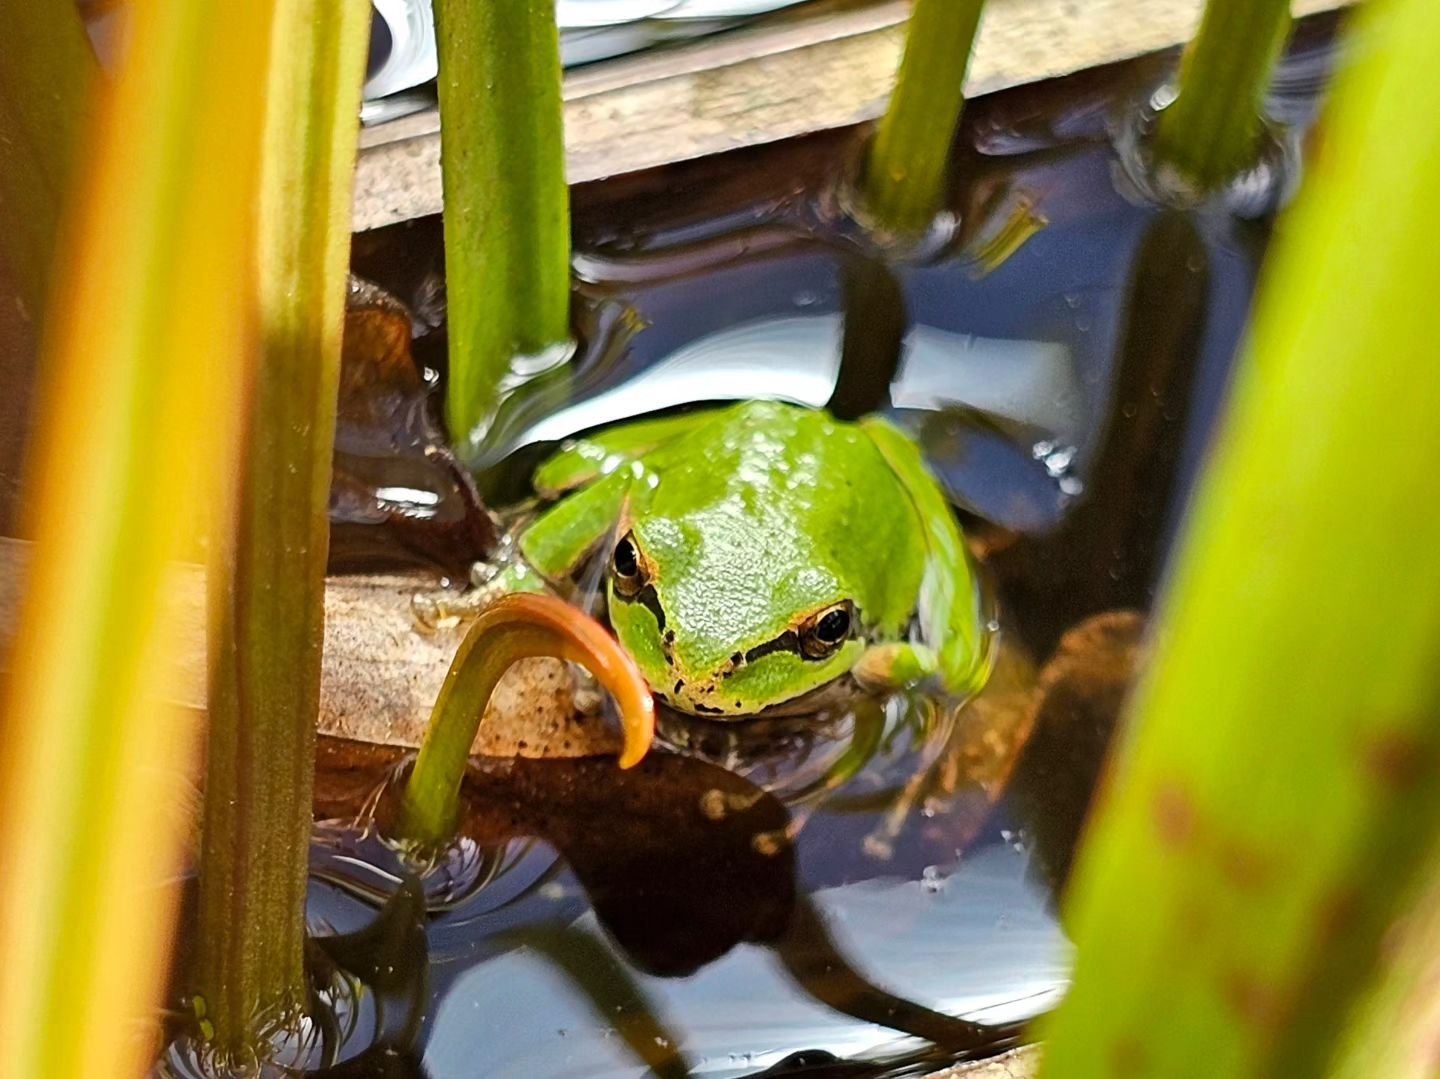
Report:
426,847,1056,1078
308,737,1048,1077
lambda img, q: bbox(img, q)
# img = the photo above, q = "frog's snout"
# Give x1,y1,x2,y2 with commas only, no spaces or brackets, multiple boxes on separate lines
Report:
651,636,751,718
653,670,737,719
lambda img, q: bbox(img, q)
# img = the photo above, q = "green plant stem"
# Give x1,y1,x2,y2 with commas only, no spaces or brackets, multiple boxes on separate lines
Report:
1151,0,1292,191
195,0,368,1058
0,0,95,321
436,0,571,455
864,0,985,235
1039,0,1440,1075
399,594,655,848
0,0,275,1073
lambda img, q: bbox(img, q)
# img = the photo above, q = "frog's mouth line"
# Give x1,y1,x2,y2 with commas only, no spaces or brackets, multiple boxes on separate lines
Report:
656,674,861,722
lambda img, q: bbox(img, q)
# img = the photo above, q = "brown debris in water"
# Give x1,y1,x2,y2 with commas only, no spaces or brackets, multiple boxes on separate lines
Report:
1007,609,1147,904
313,739,795,976
330,276,500,577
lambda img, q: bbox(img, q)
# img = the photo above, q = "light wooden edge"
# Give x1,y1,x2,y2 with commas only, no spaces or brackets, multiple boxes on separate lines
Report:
352,0,1351,232
932,1046,1042,1078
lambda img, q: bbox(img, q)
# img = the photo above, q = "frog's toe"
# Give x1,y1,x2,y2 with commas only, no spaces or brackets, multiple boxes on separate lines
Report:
410,588,483,633
571,666,604,715
411,562,548,634
852,643,937,690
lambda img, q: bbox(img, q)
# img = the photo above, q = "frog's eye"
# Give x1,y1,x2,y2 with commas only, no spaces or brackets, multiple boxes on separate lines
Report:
611,532,645,598
800,602,853,659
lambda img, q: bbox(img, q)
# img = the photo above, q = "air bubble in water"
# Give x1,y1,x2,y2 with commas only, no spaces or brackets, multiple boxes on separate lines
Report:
1040,445,1075,477
921,865,947,895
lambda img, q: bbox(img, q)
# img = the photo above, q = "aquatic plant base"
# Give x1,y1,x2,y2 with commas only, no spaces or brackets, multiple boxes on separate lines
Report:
352,0,1351,231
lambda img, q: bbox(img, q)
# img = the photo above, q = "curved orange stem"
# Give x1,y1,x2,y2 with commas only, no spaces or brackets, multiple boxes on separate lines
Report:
398,593,655,845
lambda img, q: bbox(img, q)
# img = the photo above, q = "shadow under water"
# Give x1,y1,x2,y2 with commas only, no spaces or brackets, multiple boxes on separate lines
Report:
167,17,1344,1079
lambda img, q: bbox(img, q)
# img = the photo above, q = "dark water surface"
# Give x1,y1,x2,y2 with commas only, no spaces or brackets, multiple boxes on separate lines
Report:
165,18,1342,1079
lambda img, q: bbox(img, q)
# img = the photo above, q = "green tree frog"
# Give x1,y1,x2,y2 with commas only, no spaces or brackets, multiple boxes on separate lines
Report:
490,400,990,718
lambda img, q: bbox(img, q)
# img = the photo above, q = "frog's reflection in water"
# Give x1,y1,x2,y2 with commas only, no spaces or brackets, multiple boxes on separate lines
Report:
303,612,1139,1079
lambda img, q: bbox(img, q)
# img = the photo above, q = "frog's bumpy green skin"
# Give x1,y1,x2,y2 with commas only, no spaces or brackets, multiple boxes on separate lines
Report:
517,400,988,717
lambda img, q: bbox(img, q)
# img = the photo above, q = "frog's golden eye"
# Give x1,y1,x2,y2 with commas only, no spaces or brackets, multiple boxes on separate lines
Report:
611,532,646,598
800,601,853,659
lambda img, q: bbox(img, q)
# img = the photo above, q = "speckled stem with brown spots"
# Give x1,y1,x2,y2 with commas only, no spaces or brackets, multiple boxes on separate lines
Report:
1039,0,1440,1074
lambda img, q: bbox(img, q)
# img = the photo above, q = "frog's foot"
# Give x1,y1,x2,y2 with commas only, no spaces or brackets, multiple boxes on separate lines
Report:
410,561,546,633
570,665,605,717
852,642,939,692
411,583,485,633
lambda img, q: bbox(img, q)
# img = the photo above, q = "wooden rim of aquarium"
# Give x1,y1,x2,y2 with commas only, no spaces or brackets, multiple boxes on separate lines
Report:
352,0,1351,232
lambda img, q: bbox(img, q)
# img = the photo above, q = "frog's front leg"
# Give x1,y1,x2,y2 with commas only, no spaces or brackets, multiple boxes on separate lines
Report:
852,641,939,690
415,467,643,632
520,464,643,579
860,417,991,697
412,555,549,632
533,409,718,496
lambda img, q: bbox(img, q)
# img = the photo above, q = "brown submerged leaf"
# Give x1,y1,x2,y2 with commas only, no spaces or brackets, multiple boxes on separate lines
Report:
329,276,500,577
1008,609,1146,906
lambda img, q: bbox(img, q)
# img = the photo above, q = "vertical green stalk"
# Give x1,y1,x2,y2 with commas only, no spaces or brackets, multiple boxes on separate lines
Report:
864,0,985,235
0,0,96,321
195,0,368,1058
436,0,571,455
0,0,272,1073
1151,0,1293,192
1040,0,1440,1075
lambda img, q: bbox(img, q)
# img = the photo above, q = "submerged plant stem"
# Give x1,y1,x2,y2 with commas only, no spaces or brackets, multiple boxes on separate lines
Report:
864,0,985,235
195,0,368,1058
399,594,655,847
1151,0,1292,191
1041,0,1440,1074
436,0,571,454
0,1,95,321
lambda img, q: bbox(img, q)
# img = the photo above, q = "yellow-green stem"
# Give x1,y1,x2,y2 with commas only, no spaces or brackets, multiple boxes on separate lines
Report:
195,0,368,1058
864,0,985,235
0,0,96,321
1041,0,1440,1075
436,0,571,456
0,0,272,1073
1151,0,1292,192
398,594,655,848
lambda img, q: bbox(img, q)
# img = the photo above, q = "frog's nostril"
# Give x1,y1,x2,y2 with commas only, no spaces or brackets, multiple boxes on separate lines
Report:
673,679,685,695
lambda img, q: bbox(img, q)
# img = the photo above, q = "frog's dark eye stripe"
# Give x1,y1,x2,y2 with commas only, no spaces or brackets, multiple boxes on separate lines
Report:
735,600,856,668
611,577,667,634
743,630,802,666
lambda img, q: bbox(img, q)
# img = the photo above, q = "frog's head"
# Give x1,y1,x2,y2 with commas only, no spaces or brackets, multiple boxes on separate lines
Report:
604,520,864,718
